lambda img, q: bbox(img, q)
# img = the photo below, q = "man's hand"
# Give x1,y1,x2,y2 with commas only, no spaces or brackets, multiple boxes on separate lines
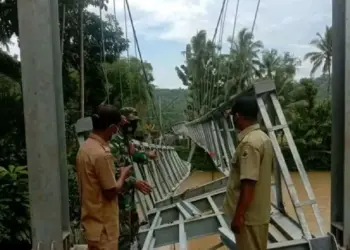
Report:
224,109,231,118
231,213,244,234
148,150,157,160
120,165,133,180
135,180,152,194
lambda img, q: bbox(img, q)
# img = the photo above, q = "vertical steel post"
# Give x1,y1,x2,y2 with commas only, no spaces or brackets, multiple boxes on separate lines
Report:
331,0,346,246
17,0,69,249
343,0,350,247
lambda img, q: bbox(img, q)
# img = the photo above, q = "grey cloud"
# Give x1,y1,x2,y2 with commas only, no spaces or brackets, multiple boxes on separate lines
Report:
86,0,333,87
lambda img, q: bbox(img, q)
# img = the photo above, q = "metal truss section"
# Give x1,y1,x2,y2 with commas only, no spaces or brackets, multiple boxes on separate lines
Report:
172,79,326,240
138,188,229,249
221,229,337,250
138,183,337,250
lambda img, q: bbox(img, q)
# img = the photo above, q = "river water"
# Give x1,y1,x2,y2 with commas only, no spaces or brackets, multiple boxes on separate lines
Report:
157,170,331,250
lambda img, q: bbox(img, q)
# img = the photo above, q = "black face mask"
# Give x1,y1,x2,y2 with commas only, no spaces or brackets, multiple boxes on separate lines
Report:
232,114,239,130
122,120,138,136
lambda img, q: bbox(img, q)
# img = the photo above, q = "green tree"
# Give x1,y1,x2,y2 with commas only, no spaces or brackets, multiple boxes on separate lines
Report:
0,166,30,246
304,26,332,94
175,30,216,118
226,28,263,91
288,79,331,170
0,0,157,247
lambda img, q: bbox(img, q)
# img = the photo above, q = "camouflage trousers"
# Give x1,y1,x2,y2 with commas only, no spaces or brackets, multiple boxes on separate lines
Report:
119,209,140,250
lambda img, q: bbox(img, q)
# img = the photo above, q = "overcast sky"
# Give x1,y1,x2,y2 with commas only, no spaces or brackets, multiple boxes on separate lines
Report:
7,0,331,89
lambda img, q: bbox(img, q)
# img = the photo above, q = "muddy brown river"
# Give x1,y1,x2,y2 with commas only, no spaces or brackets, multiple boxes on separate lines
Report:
156,171,331,250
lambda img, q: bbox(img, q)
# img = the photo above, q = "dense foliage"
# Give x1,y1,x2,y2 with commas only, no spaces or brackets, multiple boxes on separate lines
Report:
176,27,332,171
0,0,158,247
0,0,332,247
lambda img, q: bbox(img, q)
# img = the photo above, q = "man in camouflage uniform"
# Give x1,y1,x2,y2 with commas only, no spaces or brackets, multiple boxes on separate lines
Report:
110,107,156,250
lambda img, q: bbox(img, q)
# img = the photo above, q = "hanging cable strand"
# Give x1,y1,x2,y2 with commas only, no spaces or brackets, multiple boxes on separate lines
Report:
224,0,240,100
193,50,202,117
193,45,202,116
203,0,226,112
212,0,229,107
99,1,111,104
236,0,261,89
135,30,140,106
113,0,124,106
205,0,226,107
123,0,131,105
230,0,240,50
206,0,228,112
251,0,261,33
124,0,164,136
60,4,66,57
79,0,85,118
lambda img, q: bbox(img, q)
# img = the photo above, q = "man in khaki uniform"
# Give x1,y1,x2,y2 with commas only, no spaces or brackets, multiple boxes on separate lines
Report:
223,96,274,250
76,104,132,250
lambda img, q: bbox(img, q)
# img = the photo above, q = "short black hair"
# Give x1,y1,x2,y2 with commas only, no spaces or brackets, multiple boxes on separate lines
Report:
231,96,259,120
92,104,121,130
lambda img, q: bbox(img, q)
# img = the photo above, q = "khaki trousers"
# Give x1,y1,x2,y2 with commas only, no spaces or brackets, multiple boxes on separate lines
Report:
87,229,118,250
234,224,269,250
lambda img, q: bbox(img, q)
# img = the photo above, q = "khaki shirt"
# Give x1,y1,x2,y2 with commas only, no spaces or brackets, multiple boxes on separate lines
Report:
76,133,119,241
223,124,273,225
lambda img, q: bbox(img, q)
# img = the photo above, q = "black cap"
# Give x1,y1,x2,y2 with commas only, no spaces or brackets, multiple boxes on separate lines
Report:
231,96,258,120
92,104,121,130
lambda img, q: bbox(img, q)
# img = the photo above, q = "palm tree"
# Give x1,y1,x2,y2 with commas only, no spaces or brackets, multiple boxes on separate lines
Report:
175,30,216,117
304,26,332,94
260,49,282,78
227,28,263,91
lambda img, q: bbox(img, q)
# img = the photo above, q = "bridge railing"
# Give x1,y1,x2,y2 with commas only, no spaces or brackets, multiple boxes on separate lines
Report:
172,80,327,243
74,117,191,232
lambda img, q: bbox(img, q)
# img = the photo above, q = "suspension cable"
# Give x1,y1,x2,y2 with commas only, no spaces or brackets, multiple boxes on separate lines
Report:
230,0,240,50
113,0,124,106
205,0,228,111
79,0,85,118
99,2,111,104
212,0,229,107
202,0,227,113
223,0,241,102
251,0,261,33
124,0,164,137
236,0,261,90
123,0,132,105
60,4,66,57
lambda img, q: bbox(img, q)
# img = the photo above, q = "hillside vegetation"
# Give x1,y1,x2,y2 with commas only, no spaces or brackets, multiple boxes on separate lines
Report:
0,0,332,247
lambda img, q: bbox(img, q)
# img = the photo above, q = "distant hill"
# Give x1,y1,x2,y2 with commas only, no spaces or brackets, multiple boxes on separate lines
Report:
150,88,188,131
149,76,330,131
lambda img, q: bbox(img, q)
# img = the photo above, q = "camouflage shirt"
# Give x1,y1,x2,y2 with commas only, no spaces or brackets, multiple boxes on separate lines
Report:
110,132,148,211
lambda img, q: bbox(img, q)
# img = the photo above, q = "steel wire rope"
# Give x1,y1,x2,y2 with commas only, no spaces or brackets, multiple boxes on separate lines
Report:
123,0,133,106
79,0,85,117
211,0,229,108
203,2,226,111
112,0,124,106
202,0,226,113
133,28,144,118
192,39,204,117
235,0,261,91
99,1,111,104
224,0,240,102
60,4,66,57
206,0,228,111
124,0,164,141
184,31,201,120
